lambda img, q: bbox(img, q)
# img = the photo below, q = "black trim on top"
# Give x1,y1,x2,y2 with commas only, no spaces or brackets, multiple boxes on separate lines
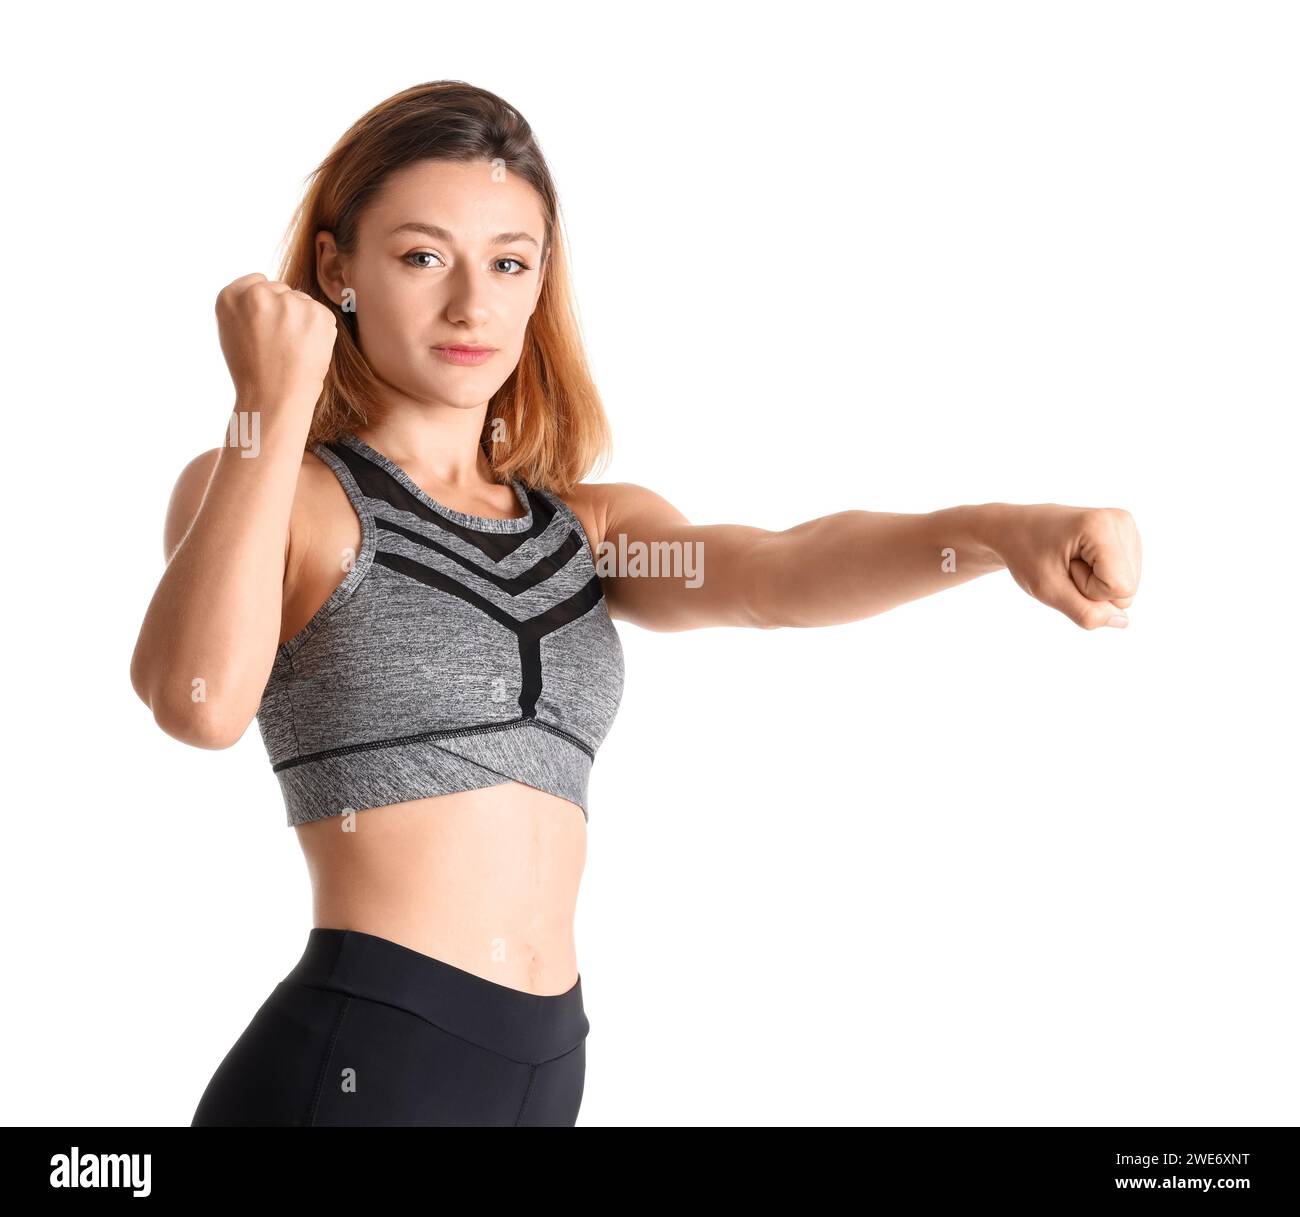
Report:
271,715,595,773
375,515,583,593
324,441,555,561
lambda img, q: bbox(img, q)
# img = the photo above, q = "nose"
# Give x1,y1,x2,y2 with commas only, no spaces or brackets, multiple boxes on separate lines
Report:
441,261,492,327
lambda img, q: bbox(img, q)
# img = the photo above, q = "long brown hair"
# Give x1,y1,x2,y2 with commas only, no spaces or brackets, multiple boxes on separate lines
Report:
275,81,612,494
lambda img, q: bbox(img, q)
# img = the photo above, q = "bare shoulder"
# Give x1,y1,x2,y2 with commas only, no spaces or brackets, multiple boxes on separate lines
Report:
549,480,603,554
561,481,690,549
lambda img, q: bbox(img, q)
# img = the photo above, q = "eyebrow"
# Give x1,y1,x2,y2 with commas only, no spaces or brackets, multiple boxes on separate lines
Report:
389,222,539,248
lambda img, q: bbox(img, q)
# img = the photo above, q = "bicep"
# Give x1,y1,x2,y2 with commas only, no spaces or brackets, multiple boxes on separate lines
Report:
597,482,775,631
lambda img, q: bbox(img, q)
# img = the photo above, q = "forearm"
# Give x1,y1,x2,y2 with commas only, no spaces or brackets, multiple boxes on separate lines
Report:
131,404,310,741
751,503,1010,628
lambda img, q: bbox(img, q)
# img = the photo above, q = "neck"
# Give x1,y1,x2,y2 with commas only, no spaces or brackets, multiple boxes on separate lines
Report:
352,402,498,489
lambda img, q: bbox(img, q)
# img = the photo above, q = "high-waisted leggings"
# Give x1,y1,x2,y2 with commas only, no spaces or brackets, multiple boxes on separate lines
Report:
191,927,589,1127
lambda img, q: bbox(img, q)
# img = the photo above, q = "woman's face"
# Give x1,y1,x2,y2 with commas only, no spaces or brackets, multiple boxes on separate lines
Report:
317,158,547,410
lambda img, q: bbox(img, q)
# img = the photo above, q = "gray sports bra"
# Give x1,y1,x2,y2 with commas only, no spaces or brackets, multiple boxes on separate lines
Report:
255,431,625,827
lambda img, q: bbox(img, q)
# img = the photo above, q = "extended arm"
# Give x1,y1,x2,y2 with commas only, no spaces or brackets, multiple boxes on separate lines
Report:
596,483,1140,632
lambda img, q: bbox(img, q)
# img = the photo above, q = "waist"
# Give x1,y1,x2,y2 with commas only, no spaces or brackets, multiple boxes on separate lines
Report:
282,927,589,1064
296,785,586,994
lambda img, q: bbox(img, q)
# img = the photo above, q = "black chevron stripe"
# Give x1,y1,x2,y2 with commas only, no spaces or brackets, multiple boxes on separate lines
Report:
375,551,530,632
514,576,605,716
374,548,605,717
325,440,555,561
375,515,583,594
519,573,605,639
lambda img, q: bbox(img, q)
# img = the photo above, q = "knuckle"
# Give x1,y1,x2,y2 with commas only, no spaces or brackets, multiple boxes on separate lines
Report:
1102,506,1134,534
1079,605,1108,630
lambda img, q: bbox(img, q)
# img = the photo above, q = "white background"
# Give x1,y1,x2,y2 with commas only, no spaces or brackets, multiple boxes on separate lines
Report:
2,0,1296,1127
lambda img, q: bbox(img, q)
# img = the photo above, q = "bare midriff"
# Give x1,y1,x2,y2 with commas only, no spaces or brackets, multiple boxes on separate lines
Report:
294,783,587,996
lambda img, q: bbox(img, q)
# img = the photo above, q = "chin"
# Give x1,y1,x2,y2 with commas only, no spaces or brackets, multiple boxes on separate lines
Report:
426,382,497,409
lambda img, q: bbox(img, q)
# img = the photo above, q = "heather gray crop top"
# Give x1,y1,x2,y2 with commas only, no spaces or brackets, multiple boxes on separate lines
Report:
254,431,625,827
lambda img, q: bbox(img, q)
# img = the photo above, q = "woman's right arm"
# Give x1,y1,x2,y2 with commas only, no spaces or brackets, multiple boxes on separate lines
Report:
129,273,339,748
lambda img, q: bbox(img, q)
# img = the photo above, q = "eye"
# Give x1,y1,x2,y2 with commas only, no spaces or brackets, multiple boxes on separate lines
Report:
404,251,444,269
403,251,530,274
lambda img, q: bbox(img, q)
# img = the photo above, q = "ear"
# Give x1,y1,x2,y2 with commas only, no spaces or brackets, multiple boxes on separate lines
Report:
315,231,348,306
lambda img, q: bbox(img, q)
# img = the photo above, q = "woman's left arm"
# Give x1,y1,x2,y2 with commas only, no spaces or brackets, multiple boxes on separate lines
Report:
593,483,1141,633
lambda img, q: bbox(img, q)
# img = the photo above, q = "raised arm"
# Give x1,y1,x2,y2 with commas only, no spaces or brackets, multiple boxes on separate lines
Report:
128,273,338,746
595,482,1141,632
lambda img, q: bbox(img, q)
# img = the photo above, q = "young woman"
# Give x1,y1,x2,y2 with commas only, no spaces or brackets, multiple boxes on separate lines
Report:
130,81,1141,1127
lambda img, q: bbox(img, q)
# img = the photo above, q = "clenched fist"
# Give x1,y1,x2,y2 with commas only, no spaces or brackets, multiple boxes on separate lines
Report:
215,272,339,411
996,505,1142,629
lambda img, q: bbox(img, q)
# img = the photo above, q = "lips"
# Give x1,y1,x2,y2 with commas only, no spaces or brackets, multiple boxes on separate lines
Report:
431,345,496,366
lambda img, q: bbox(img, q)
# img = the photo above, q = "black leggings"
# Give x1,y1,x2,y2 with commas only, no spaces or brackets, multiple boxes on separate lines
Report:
191,928,589,1127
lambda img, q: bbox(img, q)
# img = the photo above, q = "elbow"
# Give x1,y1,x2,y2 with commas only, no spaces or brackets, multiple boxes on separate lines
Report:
133,663,250,750
153,698,249,750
